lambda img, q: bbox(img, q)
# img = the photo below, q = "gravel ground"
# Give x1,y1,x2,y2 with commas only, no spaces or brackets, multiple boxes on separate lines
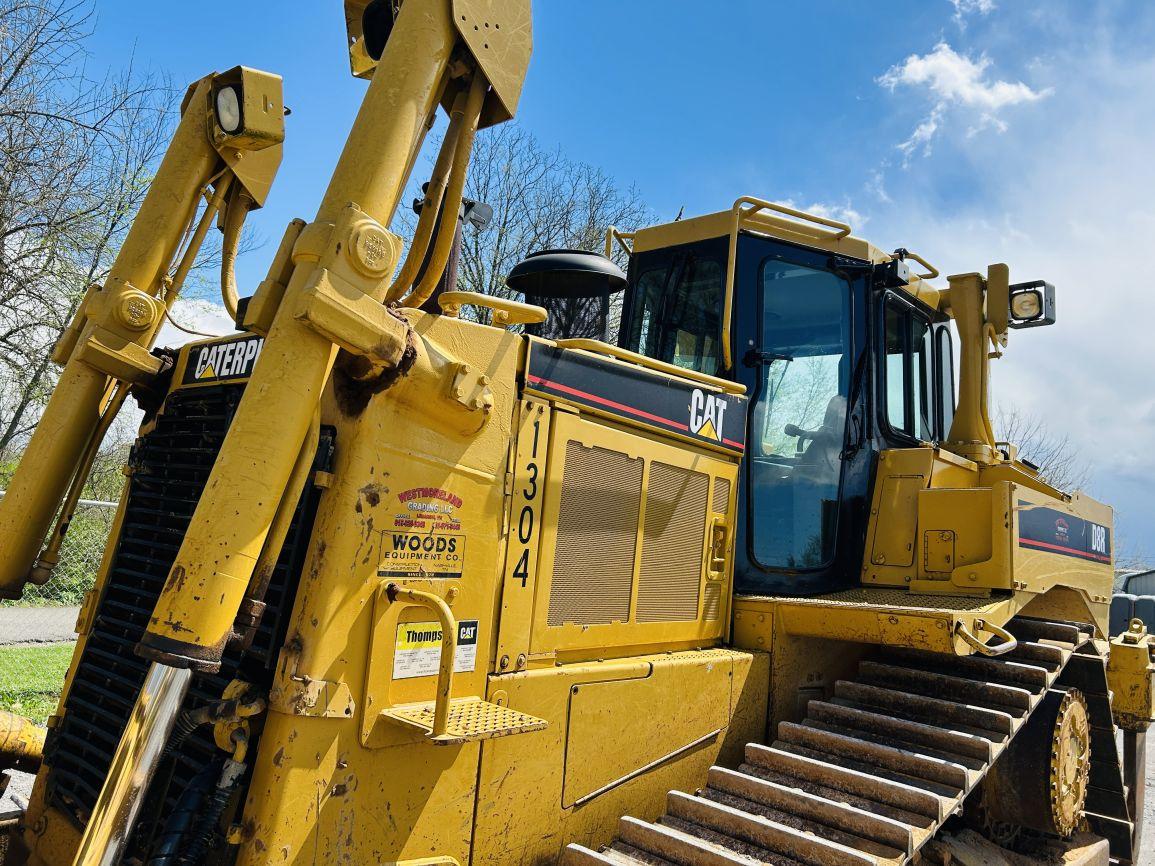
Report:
1141,740,1155,866
1,769,32,816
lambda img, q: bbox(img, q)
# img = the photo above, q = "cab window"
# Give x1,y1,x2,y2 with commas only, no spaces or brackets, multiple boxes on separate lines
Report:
935,327,956,438
882,295,954,441
624,255,723,373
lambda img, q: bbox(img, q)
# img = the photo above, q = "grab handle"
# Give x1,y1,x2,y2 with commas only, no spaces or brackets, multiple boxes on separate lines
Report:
386,584,457,738
956,618,1018,657
902,250,940,280
437,290,546,326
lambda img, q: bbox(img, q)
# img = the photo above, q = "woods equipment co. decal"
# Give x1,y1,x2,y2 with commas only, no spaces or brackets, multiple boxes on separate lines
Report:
378,487,466,579
183,334,264,385
392,619,478,680
1018,501,1111,564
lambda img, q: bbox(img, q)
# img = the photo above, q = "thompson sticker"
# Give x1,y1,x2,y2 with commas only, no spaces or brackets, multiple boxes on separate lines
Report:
392,619,478,680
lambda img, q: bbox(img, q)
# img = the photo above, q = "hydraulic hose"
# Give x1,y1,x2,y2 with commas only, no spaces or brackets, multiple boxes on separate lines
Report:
401,72,487,309
28,382,130,586
233,408,321,648
28,173,234,589
219,188,252,321
143,759,219,866
386,87,469,302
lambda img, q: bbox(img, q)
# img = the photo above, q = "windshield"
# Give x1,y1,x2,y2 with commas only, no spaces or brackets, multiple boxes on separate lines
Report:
749,258,851,570
624,254,723,374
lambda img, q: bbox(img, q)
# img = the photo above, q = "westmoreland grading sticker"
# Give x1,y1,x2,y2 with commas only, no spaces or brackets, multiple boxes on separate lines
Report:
392,620,478,680
380,486,467,579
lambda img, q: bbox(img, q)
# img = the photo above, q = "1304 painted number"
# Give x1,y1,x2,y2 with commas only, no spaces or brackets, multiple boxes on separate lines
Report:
513,415,542,588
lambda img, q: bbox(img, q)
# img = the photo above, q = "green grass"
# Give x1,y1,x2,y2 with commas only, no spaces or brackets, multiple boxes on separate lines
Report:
0,642,75,725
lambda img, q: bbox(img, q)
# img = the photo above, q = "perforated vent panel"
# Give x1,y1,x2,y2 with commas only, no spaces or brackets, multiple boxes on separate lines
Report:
712,476,731,514
637,462,708,623
548,442,643,626
703,583,723,621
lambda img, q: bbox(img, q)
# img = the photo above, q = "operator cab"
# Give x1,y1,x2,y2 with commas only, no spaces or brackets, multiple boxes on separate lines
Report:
617,203,957,596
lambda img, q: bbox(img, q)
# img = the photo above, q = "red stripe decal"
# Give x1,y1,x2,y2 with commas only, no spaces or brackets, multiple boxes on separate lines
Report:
1018,537,1111,562
527,374,743,451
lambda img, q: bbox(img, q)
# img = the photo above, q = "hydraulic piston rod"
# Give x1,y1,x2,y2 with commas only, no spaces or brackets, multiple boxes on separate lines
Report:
72,663,192,866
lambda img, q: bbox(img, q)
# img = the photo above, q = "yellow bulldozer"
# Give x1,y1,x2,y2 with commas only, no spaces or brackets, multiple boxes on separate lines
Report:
1,2,1151,864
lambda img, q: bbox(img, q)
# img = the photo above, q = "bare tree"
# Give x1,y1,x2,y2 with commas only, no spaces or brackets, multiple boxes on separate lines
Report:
398,123,653,337
994,406,1090,492
0,0,171,457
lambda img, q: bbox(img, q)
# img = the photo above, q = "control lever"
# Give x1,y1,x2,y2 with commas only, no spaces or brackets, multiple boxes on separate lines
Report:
783,423,817,455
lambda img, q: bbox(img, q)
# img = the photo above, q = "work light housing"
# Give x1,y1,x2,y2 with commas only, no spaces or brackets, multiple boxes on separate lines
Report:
210,66,285,151
1008,280,1056,329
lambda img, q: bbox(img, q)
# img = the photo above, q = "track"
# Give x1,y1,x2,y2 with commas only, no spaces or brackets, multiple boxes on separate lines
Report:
564,616,1134,866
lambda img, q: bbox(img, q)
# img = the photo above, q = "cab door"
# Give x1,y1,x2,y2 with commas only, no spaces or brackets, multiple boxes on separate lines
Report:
731,234,872,596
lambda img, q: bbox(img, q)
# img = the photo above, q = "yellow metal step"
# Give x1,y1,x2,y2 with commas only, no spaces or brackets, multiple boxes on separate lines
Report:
382,696,547,745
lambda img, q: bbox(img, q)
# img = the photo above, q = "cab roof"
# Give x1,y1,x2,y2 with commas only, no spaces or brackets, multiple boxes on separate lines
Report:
624,200,944,312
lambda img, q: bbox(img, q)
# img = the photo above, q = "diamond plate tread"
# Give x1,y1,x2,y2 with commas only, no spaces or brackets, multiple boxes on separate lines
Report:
382,697,546,744
561,615,1110,866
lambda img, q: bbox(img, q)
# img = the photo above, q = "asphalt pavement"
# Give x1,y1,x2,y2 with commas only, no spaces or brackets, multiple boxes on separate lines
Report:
0,607,78,645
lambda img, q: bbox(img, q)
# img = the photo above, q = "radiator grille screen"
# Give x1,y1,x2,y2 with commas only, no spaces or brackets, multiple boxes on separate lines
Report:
637,462,708,622
43,382,330,859
548,442,642,626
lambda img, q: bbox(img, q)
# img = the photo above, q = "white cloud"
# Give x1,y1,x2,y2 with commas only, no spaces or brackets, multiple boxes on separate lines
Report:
950,0,996,23
867,168,893,205
896,107,944,162
864,40,1155,559
776,199,866,233
880,43,1045,111
155,298,235,348
804,201,865,229
879,42,1050,161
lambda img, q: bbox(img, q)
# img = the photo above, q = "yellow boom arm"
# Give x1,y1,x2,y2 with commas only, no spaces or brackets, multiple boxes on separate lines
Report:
0,72,284,600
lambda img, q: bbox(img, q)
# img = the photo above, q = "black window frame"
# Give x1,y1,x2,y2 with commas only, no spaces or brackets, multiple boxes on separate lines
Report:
731,233,873,597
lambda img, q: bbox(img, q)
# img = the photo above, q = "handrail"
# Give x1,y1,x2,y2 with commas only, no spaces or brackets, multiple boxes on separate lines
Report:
903,250,940,280
956,618,1018,657
721,197,854,370
386,585,458,739
734,196,853,239
552,338,746,396
604,226,634,260
437,291,547,326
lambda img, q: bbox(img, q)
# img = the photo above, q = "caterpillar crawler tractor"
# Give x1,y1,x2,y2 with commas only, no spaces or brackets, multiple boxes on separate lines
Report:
1,2,1152,865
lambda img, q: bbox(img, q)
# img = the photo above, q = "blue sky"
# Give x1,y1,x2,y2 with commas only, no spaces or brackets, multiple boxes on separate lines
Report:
90,1,1155,563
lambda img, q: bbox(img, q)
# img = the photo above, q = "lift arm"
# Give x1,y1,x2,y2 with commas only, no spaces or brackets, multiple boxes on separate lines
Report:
0,70,284,600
